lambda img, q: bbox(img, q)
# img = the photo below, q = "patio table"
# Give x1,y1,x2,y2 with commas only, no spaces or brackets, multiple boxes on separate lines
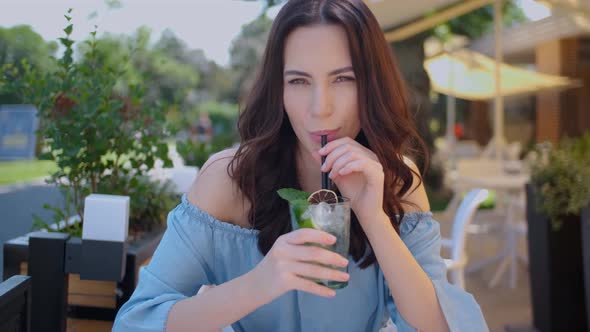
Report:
446,161,530,288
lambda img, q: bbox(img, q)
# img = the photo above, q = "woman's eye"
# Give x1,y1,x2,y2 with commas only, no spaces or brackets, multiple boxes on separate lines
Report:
288,78,308,85
335,76,355,83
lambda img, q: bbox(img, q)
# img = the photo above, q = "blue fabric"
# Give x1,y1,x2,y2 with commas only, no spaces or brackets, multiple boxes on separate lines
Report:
113,195,489,332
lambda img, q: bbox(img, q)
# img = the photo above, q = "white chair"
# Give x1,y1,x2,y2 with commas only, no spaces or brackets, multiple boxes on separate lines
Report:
441,189,490,289
434,186,503,246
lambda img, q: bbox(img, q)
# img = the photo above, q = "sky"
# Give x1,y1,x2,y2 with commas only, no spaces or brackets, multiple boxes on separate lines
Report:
0,0,265,67
0,0,550,67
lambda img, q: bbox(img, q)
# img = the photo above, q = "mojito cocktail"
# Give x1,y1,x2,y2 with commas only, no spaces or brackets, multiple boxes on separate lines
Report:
289,195,351,289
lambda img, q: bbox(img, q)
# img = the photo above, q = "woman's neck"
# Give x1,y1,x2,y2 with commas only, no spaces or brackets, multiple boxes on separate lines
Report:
295,143,322,194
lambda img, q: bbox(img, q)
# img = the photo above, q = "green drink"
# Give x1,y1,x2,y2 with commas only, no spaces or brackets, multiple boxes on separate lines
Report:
281,189,351,289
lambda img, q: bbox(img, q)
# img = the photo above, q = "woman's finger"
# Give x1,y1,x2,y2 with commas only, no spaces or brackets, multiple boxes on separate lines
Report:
329,152,358,179
338,159,368,176
284,228,337,246
292,244,349,267
321,144,352,173
289,261,350,283
319,136,357,156
321,143,368,173
338,158,383,180
293,276,337,298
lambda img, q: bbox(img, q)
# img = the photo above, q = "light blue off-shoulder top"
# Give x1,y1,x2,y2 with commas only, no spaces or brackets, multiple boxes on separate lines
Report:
113,195,488,332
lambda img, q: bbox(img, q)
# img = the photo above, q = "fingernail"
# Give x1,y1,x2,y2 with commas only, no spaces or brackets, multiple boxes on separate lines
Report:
329,235,337,243
319,147,325,153
321,163,326,171
341,259,349,266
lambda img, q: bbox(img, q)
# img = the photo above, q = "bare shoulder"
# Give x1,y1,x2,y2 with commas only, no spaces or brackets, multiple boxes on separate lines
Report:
187,147,251,228
400,156,431,213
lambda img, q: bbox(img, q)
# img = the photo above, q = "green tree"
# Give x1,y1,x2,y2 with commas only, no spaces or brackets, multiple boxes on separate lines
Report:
0,25,58,103
77,27,200,107
228,15,273,102
433,2,527,41
242,0,285,11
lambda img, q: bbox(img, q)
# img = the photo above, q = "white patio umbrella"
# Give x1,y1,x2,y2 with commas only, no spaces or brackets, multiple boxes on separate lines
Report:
424,47,580,158
424,49,579,101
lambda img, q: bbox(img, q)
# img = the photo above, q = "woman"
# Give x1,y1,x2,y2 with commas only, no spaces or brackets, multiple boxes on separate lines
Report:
113,0,488,331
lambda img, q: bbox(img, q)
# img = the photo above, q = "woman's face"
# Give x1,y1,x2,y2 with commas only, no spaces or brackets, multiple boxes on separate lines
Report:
283,24,361,155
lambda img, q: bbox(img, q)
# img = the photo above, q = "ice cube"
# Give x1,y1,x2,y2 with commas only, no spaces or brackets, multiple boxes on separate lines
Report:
310,202,334,229
301,206,312,220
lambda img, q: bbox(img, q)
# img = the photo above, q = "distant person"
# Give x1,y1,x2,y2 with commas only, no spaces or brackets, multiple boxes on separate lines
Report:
113,0,488,331
196,111,213,143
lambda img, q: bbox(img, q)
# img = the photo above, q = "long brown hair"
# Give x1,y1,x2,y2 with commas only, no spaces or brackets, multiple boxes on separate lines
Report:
228,0,428,269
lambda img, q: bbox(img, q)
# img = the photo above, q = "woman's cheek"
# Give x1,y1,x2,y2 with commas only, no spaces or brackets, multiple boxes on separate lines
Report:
284,88,310,117
333,86,359,119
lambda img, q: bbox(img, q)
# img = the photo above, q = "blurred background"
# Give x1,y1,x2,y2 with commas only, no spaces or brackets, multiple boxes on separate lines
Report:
1,1,589,332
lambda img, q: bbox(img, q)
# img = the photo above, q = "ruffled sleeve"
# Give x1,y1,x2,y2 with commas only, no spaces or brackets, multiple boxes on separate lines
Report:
112,197,218,332
384,212,489,332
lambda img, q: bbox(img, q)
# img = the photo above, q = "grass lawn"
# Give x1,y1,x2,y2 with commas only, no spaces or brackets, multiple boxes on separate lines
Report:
427,187,496,212
0,160,57,185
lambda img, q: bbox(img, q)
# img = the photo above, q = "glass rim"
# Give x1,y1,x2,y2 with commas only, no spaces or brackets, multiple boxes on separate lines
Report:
289,196,350,206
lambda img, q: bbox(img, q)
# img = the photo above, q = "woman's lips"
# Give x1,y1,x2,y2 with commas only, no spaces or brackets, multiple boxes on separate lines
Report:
309,128,340,144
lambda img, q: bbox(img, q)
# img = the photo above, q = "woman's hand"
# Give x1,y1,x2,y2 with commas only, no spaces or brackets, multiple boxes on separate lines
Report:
316,137,385,222
251,228,349,301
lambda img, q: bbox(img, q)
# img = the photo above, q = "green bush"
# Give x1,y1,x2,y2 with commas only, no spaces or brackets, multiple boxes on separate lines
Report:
176,133,236,168
530,133,590,229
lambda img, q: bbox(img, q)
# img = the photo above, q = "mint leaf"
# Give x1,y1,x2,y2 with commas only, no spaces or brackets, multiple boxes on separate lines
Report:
289,199,312,229
290,199,310,211
277,188,310,203
278,190,314,229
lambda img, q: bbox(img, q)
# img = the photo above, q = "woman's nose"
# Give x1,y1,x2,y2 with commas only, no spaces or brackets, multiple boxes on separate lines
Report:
309,84,333,118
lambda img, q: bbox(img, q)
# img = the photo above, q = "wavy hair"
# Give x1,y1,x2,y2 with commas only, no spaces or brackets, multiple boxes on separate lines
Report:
228,0,428,268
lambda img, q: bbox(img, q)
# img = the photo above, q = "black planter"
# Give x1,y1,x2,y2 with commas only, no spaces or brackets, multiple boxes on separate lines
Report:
2,227,164,320
526,184,590,332
583,207,590,329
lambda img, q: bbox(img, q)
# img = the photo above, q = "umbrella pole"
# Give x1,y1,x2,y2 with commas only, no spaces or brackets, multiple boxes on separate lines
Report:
493,0,505,161
446,94,456,161
446,42,456,165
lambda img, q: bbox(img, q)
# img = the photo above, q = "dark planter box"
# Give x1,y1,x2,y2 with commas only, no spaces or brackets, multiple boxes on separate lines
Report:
526,184,590,332
583,207,590,329
2,227,164,320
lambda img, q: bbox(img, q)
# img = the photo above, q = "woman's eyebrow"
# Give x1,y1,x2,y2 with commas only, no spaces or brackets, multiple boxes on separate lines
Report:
284,66,354,77
284,70,311,77
328,66,354,76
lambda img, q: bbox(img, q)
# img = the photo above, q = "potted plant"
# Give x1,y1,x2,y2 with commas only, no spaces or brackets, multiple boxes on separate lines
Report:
526,133,590,332
1,9,179,318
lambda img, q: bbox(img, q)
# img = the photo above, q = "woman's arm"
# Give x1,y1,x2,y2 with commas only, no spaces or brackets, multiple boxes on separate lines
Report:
362,160,449,332
167,270,270,331
167,150,270,330
318,139,486,331
363,211,449,332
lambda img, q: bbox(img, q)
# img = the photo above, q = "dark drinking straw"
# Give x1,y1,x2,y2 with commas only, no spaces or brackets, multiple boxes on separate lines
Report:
321,135,331,190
